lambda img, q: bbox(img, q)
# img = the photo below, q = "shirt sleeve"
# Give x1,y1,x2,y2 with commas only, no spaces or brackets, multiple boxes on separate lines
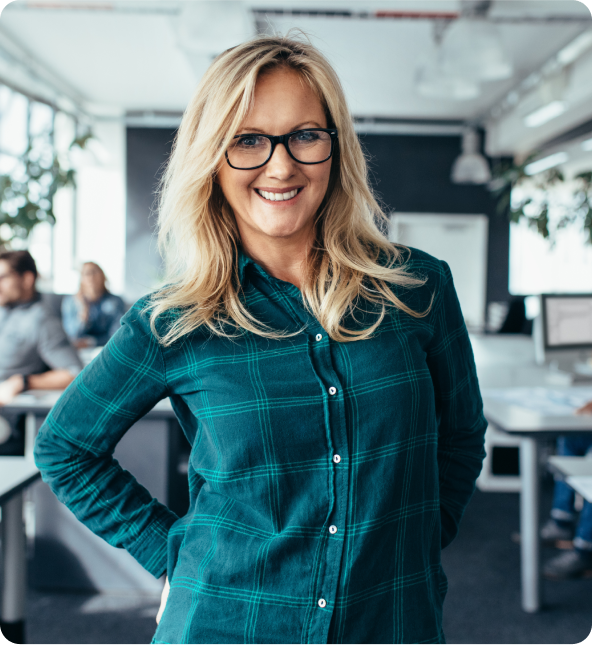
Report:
37,313,83,376
33,300,179,578
425,261,487,549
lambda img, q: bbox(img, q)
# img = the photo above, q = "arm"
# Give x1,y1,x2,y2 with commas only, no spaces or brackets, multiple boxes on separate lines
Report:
0,315,81,406
0,370,76,406
34,300,178,577
37,313,83,378
425,261,487,549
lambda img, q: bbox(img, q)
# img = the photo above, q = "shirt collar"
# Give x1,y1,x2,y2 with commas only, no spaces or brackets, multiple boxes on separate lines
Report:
237,246,255,285
4,291,41,311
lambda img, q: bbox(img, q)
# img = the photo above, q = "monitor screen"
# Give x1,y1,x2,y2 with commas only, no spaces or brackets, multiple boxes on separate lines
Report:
542,294,592,350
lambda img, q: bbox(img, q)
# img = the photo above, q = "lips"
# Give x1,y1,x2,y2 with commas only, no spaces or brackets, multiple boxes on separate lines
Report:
255,188,302,202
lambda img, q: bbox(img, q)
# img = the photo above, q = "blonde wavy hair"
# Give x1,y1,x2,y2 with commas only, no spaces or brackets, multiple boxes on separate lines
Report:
150,33,428,345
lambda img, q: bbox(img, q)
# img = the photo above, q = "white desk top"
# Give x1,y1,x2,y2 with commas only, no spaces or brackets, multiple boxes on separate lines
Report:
548,456,592,502
0,456,40,505
3,390,174,417
482,387,592,434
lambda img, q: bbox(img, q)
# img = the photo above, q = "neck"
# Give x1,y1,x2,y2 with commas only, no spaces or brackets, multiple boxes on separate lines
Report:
18,288,37,304
242,232,313,290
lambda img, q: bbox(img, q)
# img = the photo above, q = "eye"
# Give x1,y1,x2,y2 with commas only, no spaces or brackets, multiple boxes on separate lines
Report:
234,135,267,149
293,130,320,142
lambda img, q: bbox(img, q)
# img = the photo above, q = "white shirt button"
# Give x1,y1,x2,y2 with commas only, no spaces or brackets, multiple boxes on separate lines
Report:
328,386,337,396
329,525,337,534
315,333,322,341
318,598,327,608
333,454,341,464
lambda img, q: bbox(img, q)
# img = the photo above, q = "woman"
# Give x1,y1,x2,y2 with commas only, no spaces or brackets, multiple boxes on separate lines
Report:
34,35,487,644
61,262,126,348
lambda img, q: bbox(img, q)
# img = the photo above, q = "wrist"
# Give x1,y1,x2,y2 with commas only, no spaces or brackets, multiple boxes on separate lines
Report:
21,374,30,392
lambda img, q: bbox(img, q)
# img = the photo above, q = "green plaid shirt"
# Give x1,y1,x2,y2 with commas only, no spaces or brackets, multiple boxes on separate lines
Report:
34,247,486,644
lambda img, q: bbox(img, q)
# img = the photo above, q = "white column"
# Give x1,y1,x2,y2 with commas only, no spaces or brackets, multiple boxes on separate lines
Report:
519,437,541,613
1,491,26,623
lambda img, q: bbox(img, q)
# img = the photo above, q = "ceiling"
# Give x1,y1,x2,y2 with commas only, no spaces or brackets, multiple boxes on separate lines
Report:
0,0,591,156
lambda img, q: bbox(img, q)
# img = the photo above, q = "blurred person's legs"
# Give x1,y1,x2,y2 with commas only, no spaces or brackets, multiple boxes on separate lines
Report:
543,436,592,579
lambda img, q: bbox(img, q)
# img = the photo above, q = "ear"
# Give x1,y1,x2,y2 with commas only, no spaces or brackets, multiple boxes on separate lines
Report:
22,271,36,291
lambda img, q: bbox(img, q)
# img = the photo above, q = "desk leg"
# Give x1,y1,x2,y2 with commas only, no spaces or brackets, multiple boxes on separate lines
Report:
519,437,541,613
1,491,26,643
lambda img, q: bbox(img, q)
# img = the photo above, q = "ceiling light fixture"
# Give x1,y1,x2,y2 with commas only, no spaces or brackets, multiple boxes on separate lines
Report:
524,100,567,128
416,62,480,101
415,21,481,101
441,19,513,81
557,30,592,65
581,137,592,151
451,129,491,184
524,152,569,175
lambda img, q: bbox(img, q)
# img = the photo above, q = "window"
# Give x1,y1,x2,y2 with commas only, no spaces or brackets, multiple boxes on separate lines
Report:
509,179,592,295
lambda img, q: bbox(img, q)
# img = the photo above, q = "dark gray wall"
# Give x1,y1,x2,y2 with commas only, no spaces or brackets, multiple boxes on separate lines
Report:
126,128,510,306
358,133,510,305
125,127,176,303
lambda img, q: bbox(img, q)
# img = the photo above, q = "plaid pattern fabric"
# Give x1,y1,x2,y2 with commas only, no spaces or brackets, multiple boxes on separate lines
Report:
34,247,487,644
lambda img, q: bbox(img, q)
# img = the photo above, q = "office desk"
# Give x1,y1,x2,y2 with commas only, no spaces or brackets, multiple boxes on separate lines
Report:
0,457,41,644
2,390,176,459
482,388,592,614
2,391,184,596
548,455,592,503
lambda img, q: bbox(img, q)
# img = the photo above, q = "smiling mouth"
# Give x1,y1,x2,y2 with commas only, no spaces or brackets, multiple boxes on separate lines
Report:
255,188,302,202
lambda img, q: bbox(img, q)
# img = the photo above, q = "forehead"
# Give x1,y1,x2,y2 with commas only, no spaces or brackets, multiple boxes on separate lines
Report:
243,67,326,132
0,260,13,275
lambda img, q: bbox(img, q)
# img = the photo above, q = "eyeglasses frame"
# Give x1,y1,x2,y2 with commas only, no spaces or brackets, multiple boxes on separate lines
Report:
225,128,338,170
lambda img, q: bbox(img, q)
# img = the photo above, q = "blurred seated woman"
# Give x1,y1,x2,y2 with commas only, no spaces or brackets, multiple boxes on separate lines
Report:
61,262,126,348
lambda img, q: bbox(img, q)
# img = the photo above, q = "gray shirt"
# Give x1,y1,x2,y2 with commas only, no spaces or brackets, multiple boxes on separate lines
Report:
0,294,83,382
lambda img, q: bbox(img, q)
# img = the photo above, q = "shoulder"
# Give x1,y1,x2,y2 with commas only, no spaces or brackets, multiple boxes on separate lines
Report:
398,245,448,283
120,292,179,341
61,294,77,310
121,294,154,328
388,245,450,310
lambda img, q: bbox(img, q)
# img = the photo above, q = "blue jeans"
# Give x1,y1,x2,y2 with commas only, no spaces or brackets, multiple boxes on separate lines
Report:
551,435,592,551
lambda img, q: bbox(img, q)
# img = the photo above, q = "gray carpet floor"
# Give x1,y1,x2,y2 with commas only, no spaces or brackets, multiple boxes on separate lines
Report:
8,485,592,644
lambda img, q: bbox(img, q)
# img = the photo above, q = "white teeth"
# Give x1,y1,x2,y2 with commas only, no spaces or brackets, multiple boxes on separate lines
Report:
257,189,299,201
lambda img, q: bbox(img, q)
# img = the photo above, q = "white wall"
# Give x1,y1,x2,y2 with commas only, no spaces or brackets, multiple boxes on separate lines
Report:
51,120,126,296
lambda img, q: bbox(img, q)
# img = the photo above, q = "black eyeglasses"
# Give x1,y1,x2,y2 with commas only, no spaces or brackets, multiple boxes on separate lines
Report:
225,128,338,170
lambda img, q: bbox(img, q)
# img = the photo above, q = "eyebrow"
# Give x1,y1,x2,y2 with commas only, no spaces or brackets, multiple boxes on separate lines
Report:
237,121,325,134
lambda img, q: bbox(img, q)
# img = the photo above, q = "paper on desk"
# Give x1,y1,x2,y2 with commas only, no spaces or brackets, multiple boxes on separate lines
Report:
566,476,592,503
483,387,592,416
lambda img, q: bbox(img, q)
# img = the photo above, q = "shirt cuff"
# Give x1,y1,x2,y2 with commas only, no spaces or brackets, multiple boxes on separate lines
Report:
126,510,178,578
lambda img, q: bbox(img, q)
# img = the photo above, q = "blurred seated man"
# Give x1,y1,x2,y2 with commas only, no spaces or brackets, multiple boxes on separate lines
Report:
541,403,592,579
61,262,126,349
0,250,82,452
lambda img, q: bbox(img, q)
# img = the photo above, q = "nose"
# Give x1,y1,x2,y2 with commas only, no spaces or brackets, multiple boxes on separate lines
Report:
265,141,296,180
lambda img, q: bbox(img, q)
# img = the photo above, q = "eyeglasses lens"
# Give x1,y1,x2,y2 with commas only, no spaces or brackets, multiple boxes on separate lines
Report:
227,130,332,169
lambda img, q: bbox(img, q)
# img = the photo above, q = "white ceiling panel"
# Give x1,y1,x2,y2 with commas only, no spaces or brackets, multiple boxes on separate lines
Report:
488,0,590,18
0,8,198,112
264,14,585,119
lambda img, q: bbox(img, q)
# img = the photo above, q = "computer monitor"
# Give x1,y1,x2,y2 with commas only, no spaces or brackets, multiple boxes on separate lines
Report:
541,294,592,351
